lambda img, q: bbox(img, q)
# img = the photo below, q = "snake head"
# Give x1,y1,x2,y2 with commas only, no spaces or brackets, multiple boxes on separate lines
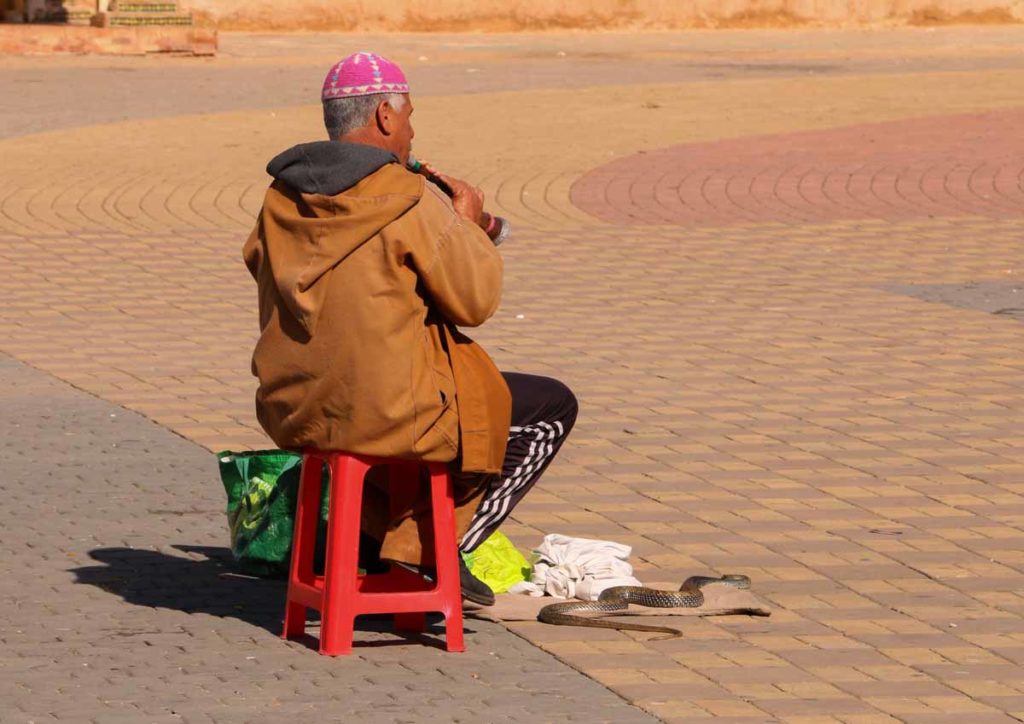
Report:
719,574,752,589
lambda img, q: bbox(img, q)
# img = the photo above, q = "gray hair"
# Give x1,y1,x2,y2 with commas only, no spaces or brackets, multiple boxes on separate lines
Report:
323,93,405,140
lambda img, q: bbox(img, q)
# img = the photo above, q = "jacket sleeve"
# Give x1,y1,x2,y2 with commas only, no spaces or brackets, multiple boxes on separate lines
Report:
404,183,503,328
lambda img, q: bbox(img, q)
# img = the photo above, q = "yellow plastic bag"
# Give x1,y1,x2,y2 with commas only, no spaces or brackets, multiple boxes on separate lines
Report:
463,531,531,594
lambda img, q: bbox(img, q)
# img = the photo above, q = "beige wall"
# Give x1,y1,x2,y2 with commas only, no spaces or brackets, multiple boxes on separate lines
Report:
184,0,1024,31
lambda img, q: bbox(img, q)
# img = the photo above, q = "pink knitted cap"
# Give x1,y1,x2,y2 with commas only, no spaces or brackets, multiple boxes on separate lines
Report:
322,51,410,101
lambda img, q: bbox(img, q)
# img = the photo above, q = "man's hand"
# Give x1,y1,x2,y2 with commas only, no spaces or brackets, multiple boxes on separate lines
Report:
434,171,485,227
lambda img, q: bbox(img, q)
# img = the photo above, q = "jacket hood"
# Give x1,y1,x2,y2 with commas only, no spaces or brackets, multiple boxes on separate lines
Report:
266,141,399,196
255,142,423,334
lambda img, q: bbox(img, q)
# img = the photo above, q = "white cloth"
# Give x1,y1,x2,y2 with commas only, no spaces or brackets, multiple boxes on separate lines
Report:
512,533,642,600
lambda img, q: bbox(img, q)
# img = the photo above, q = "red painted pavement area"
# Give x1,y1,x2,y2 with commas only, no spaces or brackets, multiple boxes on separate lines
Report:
571,108,1024,226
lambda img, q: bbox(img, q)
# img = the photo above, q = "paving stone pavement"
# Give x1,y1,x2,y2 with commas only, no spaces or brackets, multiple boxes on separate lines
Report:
0,353,657,723
2,27,1024,723
4,28,1024,140
572,109,1024,226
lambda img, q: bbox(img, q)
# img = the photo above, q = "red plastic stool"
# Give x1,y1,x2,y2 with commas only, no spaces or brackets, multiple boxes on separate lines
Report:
281,451,465,655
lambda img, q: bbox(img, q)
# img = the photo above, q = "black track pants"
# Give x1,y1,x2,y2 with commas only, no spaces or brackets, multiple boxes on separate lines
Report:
459,372,578,553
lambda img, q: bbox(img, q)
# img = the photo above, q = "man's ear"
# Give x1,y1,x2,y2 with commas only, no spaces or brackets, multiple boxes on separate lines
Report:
375,100,395,137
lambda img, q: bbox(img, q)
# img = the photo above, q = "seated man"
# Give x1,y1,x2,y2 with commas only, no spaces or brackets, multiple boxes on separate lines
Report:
243,52,577,605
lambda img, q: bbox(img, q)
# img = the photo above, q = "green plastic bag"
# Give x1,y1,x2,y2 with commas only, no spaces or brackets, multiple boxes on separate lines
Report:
463,531,531,593
218,450,328,577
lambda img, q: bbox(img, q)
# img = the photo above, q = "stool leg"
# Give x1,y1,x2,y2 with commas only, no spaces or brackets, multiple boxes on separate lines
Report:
319,455,365,656
389,463,427,634
429,466,465,653
283,454,322,640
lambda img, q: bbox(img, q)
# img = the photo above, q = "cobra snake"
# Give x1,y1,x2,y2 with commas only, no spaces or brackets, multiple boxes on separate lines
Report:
537,574,754,639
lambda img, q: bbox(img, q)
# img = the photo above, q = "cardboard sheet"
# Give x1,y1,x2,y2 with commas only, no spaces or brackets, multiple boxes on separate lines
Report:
467,579,771,623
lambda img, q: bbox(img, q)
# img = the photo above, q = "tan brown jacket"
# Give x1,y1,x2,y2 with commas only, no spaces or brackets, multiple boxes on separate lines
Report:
243,142,511,562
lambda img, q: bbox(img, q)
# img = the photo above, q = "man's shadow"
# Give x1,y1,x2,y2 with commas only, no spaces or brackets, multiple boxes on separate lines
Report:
71,545,465,649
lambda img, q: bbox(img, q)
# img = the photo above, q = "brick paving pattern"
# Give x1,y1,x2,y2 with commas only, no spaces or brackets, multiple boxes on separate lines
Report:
0,353,656,723
571,110,1024,226
2,27,1024,723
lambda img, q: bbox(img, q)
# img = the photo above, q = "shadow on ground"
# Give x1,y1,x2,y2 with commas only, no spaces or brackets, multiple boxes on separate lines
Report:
71,545,288,632
70,545,469,650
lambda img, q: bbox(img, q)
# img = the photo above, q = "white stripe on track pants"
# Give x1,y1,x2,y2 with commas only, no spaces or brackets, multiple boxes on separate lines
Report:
459,372,578,553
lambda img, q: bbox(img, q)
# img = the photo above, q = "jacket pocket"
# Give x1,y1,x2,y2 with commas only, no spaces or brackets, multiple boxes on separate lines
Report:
423,326,456,409
410,325,458,456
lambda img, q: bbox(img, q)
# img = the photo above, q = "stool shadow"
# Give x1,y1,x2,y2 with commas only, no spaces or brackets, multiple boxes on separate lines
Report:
71,545,471,650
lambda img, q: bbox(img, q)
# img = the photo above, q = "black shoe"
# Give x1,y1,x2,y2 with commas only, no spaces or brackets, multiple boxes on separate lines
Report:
459,556,495,607
391,557,496,607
